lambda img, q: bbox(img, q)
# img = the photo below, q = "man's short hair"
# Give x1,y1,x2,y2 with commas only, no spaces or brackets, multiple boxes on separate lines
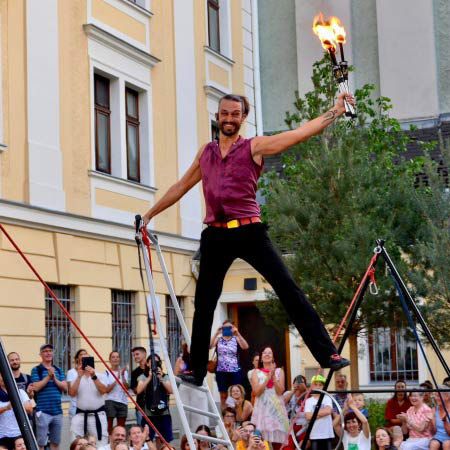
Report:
242,421,256,430
131,346,146,353
218,94,250,117
222,407,236,418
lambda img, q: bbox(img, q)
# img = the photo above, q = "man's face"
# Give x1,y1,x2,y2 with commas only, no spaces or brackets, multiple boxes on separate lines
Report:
40,348,53,364
242,424,255,443
110,352,120,366
217,99,245,137
335,375,347,391
223,411,236,425
8,353,21,371
129,426,143,444
133,350,146,364
110,426,127,444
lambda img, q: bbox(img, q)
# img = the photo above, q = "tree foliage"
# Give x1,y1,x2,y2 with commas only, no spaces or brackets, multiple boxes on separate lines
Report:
258,55,450,347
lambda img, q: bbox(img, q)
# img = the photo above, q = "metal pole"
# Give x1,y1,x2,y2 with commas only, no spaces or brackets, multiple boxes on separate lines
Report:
0,338,38,450
377,239,450,377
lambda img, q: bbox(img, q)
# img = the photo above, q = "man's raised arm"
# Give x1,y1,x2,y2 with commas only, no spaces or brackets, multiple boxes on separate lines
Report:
251,92,354,157
142,145,205,225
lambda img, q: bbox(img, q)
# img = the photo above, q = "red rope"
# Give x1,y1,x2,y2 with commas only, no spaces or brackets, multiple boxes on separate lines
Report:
0,223,170,446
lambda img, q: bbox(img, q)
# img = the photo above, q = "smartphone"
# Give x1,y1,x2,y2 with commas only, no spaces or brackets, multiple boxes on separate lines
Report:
253,430,263,440
81,356,95,369
222,326,232,337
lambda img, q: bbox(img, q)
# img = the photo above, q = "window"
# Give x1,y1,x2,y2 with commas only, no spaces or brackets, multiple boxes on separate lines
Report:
369,327,418,382
112,290,136,370
166,296,184,367
207,0,220,52
211,119,219,141
94,74,111,174
45,285,74,375
126,88,140,182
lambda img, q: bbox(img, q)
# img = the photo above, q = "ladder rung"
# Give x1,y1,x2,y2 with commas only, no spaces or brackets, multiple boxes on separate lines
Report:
183,404,220,420
175,376,208,392
191,433,231,446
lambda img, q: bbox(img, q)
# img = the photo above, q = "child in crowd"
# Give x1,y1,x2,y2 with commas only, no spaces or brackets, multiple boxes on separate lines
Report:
344,393,369,419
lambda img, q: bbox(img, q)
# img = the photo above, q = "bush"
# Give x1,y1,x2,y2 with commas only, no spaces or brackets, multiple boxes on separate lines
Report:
367,399,386,432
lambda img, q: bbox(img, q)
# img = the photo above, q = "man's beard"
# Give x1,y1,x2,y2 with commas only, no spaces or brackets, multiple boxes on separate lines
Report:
219,122,240,137
10,363,20,371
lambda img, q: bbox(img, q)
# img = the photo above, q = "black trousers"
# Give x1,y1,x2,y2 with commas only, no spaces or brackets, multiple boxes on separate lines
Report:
190,223,337,379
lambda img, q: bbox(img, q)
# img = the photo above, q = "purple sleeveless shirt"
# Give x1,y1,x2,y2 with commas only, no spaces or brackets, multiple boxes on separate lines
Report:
199,137,264,224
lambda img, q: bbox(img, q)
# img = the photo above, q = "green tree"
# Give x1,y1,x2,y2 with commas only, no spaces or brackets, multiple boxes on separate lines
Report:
258,55,450,385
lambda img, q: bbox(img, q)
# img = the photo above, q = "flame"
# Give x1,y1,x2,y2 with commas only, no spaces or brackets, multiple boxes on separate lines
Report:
312,12,336,51
312,13,347,49
330,16,346,44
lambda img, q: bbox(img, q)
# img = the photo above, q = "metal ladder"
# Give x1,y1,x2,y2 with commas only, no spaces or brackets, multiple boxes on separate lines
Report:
135,217,234,450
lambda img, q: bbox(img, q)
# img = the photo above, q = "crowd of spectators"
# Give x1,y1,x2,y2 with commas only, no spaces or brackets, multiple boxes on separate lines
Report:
0,323,449,450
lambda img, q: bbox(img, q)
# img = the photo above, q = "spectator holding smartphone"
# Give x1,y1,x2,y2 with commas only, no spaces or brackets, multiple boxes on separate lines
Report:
67,353,112,445
210,320,249,407
235,422,269,450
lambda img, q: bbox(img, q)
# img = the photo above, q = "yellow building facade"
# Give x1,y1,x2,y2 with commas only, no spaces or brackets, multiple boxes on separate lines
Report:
0,0,265,385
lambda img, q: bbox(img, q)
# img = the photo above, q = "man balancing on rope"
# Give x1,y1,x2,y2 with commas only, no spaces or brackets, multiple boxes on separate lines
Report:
141,92,355,386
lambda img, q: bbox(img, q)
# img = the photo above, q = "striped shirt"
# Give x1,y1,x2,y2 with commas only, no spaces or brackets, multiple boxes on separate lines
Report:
31,364,65,415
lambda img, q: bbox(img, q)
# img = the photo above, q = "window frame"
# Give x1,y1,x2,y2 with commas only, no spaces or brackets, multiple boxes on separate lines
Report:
94,74,112,174
125,87,141,182
111,290,136,371
368,327,419,383
207,0,221,53
45,285,74,375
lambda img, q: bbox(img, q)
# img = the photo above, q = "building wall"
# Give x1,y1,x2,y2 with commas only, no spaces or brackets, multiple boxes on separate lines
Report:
0,0,260,383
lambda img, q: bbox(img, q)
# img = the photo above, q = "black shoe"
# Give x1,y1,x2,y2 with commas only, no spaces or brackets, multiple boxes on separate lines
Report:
326,354,351,371
179,372,204,386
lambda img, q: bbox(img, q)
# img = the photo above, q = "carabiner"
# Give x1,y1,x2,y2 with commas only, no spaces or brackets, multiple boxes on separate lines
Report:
369,282,379,295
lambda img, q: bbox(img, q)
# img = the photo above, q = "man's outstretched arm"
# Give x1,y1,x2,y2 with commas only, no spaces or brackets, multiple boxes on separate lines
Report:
142,145,205,225
251,92,354,157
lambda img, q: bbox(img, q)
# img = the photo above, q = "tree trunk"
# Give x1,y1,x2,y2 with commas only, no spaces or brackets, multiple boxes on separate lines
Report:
348,333,359,389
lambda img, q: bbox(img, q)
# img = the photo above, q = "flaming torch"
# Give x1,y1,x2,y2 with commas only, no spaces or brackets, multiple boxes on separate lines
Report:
313,13,356,118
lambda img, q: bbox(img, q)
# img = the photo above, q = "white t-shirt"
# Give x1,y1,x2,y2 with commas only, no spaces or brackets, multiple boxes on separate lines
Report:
104,369,129,405
343,430,371,450
66,371,111,410
304,395,334,439
66,368,78,413
0,389,31,438
97,445,111,450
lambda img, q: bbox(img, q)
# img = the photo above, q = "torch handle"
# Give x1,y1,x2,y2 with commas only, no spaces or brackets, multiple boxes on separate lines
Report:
338,82,356,118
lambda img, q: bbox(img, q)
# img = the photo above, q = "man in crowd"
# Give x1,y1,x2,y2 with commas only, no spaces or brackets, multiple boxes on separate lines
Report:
130,347,147,425
7,353,33,398
97,425,127,450
67,352,111,445
0,374,33,449
30,344,67,450
333,373,348,413
235,421,270,450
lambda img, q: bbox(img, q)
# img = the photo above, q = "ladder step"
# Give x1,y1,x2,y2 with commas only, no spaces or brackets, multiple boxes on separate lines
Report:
183,404,220,420
191,433,231,446
175,376,208,392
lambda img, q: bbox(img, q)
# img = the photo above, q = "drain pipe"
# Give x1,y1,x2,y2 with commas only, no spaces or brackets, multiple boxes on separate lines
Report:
251,0,263,136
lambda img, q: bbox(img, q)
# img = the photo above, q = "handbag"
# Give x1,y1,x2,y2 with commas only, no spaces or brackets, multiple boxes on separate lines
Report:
207,348,218,373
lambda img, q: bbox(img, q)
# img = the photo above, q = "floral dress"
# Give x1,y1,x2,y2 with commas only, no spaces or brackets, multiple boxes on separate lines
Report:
251,368,289,444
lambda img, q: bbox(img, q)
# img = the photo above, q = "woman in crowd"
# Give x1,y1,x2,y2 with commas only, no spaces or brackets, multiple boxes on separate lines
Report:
251,346,289,450
129,424,151,450
398,391,433,450
180,434,197,450
247,353,260,405
104,351,129,434
430,387,450,450
70,437,89,450
12,438,26,450
385,380,412,430
210,320,249,407
374,427,399,450
334,395,371,450
196,425,214,450
175,342,208,431
226,384,253,423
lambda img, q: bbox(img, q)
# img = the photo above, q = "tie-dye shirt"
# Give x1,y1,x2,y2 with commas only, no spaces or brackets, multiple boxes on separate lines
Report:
217,337,240,372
